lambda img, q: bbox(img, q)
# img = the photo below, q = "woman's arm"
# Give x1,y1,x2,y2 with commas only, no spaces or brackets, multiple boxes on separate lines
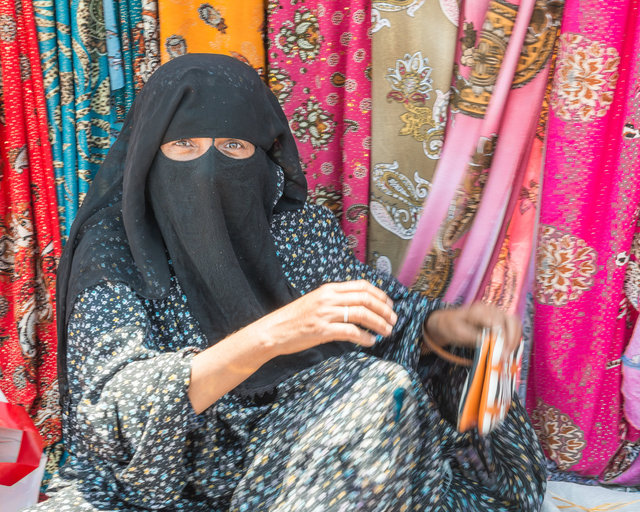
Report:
189,280,397,413
270,204,522,361
67,278,396,505
66,282,201,507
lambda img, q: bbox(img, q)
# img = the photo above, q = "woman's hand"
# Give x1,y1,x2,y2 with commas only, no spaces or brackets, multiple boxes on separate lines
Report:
424,302,522,360
249,280,398,359
189,280,396,414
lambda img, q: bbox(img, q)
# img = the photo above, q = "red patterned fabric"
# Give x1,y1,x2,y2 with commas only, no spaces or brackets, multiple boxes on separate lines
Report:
0,0,62,447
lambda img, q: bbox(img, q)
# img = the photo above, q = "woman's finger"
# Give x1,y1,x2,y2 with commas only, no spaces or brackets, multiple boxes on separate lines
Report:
464,303,505,329
503,314,522,361
449,321,482,348
324,322,376,347
327,279,393,306
335,304,394,337
336,291,397,325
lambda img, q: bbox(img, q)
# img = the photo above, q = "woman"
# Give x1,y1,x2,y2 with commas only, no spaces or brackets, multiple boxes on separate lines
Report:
35,54,545,511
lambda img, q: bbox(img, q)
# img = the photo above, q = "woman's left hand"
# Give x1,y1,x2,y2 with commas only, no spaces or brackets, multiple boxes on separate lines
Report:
424,302,522,360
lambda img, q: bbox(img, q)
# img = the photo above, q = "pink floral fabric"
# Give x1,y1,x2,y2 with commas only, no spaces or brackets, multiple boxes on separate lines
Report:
528,0,640,482
267,1,371,261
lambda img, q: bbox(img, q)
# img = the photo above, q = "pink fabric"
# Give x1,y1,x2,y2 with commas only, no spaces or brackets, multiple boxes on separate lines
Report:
397,0,534,286
480,136,544,314
267,2,371,261
609,449,640,486
528,0,640,480
451,71,546,309
621,327,640,429
398,0,551,317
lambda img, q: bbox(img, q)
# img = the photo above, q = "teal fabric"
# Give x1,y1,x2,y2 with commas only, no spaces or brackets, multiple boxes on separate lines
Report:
35,0,144,241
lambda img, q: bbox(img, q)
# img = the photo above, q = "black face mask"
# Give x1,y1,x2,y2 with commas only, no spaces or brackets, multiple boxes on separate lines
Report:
147,145,294,344
148,143,355,397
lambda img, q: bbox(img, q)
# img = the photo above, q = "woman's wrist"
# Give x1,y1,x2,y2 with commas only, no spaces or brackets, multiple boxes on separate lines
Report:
421,311,474,367
424,310,448,349
188,325,275,414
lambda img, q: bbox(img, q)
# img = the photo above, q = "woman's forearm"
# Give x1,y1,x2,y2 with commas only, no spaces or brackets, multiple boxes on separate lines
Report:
188,323,275,414
187,280,396,414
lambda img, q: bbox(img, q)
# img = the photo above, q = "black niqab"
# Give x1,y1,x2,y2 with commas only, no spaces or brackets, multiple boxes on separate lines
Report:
56,54,323,407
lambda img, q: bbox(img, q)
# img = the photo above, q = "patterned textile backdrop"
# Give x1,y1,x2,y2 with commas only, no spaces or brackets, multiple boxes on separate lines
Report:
267,1,371,261
528,0,640,482
0,0,63,447
33,0,119,241
397,0,562,318
159,0,265,76
367,0,458,277
104,0,158,130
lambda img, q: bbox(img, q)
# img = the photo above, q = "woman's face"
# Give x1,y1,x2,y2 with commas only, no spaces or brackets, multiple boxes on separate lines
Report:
160,137,255,161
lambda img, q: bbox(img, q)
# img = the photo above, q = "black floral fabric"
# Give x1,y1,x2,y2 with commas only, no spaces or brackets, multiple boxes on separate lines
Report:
32,205,546,511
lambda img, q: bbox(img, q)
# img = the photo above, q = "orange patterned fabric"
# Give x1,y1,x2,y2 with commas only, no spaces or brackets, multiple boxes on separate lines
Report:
158,1,265,76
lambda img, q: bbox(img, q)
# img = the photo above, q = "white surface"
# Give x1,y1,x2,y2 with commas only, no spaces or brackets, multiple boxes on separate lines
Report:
0,428,23,464
0,453,47,511
542,481,640,511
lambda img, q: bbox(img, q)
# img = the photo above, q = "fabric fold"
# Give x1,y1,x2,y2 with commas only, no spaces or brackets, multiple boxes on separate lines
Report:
0,0,63,448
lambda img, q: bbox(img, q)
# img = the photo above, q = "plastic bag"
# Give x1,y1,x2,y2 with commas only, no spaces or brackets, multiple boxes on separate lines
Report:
0,390,46,511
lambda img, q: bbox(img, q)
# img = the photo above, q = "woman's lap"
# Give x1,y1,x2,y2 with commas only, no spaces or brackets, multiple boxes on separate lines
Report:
35,353,545,511
232,353,545,511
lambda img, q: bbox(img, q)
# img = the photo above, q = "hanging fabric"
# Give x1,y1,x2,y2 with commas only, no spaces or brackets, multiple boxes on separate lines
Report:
158,0,265,76
35,0,159,240
366,0,459,277
104,0,154,133
34,0,115,241
267,1,371,261
139,0,161,82
480,49,559,311
0,0,63,450
528,0,640,483
104,0,127,129
397,0,563,316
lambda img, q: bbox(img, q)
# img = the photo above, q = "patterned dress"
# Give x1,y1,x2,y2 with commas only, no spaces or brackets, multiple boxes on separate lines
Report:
33,205,546,511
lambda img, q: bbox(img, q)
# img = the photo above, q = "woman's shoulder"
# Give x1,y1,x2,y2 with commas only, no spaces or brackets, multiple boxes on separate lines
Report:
70,281,146,323
272,202,342,240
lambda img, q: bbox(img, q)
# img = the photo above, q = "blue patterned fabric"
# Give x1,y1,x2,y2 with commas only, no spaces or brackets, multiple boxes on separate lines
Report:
115,0,143,118
34,0,143,241
103,0,125,138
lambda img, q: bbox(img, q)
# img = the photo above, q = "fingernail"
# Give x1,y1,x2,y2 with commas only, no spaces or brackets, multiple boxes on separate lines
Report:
387,298,394,308
386,323,393,335
391,312,398,324
369,334,377,345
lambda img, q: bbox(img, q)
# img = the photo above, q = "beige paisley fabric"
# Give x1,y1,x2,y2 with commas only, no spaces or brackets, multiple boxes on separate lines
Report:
367,0,459,280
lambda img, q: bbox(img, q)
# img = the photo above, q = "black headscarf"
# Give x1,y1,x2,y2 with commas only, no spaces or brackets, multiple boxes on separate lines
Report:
56,54,336,407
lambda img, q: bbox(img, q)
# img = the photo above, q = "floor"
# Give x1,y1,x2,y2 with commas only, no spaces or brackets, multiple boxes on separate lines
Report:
542,481,640,511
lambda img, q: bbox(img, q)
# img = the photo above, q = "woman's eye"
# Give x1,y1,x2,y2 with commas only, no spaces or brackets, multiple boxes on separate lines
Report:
223,140,243,150
160,137,212,161
214,138,255,159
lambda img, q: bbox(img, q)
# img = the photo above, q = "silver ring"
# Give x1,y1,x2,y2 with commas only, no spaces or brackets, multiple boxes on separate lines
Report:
343,305,349,323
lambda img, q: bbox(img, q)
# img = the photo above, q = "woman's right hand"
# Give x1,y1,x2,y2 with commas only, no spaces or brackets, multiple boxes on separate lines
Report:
189,280,396,414
248,280,398,358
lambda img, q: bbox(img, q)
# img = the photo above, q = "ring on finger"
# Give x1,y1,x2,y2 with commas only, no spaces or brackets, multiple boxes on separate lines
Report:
343,305,349,323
